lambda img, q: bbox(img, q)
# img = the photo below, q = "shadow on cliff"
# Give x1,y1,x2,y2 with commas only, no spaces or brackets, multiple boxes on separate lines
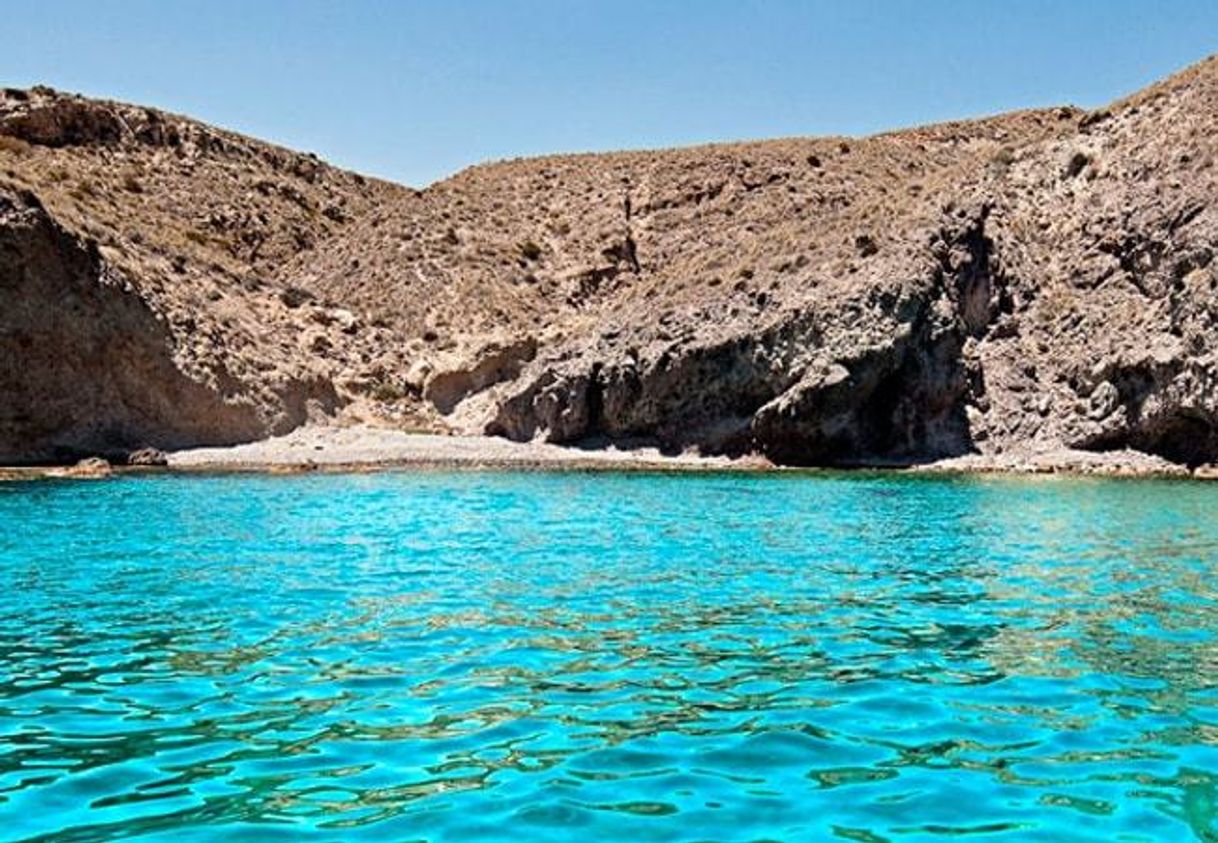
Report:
486,209,1002,468
0,190,270,464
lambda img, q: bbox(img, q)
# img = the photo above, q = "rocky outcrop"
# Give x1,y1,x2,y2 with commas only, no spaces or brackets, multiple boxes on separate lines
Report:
0,183,358,463
0,88,414,463
2,57,1217,468
0,189,265,462
424,337,537,415
485,207,997,464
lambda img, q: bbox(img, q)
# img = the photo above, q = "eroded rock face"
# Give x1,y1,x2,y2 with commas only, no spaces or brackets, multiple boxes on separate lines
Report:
0,190,265,463
0,88,410,463
482,205,1003,464
424,338,537,415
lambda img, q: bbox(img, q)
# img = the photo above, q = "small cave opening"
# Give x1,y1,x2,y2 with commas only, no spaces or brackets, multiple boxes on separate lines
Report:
853,369,973,465
585,364,605,435
1087,410,1218,468
754,336,975,468
850,332,974,465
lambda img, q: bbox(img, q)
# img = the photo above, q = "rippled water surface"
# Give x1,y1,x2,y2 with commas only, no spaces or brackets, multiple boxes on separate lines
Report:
2,472,1218,841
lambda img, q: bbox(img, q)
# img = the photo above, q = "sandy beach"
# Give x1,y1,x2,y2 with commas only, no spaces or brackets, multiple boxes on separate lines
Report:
166,425,741,472
168,426,1211,478
3,425,1214,481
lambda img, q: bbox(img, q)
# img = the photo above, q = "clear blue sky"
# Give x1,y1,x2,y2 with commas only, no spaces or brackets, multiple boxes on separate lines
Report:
3,1,1215,186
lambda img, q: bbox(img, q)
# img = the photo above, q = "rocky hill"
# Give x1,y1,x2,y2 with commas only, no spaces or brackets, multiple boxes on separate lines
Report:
2,56,1216,466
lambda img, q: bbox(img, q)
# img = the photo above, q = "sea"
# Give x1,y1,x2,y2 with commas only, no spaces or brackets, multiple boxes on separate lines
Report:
1,471,1216,841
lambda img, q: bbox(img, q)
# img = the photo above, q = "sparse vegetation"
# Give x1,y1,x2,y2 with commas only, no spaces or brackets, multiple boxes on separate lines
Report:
989,146,1017,176
371,382,409,402
0,134,31,156
1064,151,1091,178
68,179,99,202
518,240,543,261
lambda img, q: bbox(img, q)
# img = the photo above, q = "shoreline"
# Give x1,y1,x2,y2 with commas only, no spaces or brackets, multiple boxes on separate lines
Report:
165,426,744,473
2,425,1216,482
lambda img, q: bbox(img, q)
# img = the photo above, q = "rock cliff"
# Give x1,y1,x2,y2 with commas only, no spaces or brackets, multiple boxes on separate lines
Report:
2,56,1216,466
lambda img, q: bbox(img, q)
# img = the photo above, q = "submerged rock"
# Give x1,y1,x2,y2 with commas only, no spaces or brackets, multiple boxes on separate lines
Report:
50,457,112,478
126,447,168,467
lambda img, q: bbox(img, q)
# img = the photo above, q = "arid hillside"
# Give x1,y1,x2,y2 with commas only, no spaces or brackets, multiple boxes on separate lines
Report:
2,55,1216,466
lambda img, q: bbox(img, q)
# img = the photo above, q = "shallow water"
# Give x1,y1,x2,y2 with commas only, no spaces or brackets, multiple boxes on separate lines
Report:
1,472,1217,842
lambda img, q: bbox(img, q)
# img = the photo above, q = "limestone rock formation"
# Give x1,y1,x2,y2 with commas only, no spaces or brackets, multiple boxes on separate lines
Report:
2,56,1216,466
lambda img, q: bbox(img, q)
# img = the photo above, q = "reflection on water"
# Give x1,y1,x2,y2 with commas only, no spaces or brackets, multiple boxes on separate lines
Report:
1,472,1217,841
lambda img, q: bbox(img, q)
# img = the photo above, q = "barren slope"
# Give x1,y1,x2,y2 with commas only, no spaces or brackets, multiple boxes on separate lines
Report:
2,56,1216,466
0,86,413,461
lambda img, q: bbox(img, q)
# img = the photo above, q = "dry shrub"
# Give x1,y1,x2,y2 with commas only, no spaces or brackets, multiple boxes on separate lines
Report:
68,179,99,203
0,134,32,156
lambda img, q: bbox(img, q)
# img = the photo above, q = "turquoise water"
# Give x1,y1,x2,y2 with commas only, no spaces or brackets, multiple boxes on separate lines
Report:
1,473,1217,842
